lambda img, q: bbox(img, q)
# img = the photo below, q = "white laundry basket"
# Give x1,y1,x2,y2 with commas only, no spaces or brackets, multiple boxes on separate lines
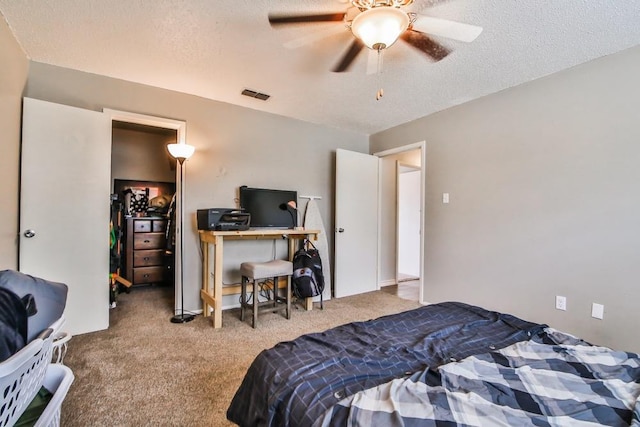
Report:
33,364,74,427
0,316,64,427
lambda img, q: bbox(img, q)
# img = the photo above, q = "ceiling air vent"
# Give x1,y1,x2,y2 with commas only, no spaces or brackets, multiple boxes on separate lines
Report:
242,88,270,101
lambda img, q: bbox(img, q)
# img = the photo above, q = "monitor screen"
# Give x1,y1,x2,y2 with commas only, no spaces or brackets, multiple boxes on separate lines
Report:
239,186,298,228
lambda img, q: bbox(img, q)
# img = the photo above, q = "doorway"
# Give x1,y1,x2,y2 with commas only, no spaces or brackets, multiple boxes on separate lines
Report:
374,142,425,303
397,163,421,282
105,109,186,314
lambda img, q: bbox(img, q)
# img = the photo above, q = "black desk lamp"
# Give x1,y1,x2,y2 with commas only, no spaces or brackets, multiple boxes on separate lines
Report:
167,143,195,324
279,200,298,229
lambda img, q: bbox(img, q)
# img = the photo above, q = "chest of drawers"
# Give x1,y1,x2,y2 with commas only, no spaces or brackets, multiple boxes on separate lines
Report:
124,217,172,286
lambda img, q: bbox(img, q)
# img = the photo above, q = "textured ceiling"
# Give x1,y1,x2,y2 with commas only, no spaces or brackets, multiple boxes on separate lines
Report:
1,0,639,135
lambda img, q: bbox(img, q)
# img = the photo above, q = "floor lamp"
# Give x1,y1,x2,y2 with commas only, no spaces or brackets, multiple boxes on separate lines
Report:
167,142,195,323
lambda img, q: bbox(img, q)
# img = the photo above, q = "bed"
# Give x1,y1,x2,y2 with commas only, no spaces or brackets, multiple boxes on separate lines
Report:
226,301,640,427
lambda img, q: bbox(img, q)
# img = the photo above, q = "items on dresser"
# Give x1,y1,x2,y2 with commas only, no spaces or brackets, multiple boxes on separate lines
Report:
123,217,172,286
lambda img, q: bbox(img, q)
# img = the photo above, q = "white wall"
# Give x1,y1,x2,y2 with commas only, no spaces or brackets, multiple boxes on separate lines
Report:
371,45,640,353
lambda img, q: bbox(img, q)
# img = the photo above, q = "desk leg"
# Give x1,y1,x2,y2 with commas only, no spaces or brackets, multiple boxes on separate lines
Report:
213,235,224,328
287,236,296,261
304,232,317,311
201,241,211,317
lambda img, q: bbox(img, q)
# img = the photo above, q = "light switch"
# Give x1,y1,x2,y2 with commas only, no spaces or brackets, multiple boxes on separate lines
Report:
591,303,604,320
442,193,449,204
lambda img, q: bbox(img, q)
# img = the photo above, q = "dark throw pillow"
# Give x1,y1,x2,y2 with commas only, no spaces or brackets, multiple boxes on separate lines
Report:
0,287,28,362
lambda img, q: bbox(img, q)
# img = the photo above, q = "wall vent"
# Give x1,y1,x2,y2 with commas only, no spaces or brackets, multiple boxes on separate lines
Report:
242,88,270,101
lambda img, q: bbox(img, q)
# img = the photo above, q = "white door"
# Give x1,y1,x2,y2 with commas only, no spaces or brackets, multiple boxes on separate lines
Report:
334,149,379,298
20,98,111,335
397,168,421,279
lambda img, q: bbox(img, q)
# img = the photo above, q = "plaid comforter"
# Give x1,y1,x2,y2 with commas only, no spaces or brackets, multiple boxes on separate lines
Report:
227,302,545,427
322,328,640,426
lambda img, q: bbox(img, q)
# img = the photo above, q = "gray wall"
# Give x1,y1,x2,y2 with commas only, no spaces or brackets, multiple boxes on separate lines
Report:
111,127,177,185
371,45,640,353
24,62,369,312
0,17,28,269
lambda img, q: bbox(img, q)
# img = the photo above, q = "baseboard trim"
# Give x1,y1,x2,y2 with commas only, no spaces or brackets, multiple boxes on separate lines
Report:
379,279,397,288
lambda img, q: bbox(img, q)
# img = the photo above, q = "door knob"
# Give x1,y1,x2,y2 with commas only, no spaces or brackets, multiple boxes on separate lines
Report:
23,229,36,238
337,228,344,233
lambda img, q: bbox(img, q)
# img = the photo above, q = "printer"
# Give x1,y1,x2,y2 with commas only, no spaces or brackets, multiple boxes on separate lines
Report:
197,208,251,231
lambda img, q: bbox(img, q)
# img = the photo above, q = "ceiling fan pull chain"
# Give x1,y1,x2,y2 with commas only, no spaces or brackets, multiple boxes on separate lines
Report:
376,47,384,101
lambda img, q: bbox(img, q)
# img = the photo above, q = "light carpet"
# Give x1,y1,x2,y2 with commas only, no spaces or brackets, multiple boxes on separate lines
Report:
60,285,420,426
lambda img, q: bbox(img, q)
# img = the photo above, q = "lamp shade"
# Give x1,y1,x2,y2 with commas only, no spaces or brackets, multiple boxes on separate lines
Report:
167,143,195,161
351,7,410,50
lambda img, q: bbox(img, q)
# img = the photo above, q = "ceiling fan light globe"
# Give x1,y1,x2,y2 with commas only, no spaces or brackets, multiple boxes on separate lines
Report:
351,7,409,50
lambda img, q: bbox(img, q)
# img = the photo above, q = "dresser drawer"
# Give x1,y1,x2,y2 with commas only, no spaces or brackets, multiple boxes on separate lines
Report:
152,220,167,233
133,266,166,284
134,220,152,232
133,249,165,267
133,233,165,250
134,219,167,233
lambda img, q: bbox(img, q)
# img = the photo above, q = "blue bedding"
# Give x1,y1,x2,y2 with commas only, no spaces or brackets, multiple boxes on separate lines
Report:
226,301,545,427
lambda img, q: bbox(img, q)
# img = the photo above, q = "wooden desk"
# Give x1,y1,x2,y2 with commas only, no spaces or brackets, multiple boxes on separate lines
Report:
199,228,320,328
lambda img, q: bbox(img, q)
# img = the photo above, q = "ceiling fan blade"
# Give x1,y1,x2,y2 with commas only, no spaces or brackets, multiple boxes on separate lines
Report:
332,39,365,72
269,13,345,26
400,31,451,62
283,25,348,49
411,14,483,42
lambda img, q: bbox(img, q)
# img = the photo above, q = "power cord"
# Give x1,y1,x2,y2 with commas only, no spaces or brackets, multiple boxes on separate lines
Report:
238,278,276,305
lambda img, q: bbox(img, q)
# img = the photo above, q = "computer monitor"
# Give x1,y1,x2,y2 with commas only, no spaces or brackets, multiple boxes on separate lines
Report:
239,186,298,228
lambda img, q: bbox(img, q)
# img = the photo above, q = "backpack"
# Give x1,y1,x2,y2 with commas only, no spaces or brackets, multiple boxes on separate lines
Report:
292,240,324,309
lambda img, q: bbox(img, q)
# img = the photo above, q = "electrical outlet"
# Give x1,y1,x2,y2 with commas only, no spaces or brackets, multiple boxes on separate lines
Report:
442,193,450,204
555,295,567,311
591,303,604,319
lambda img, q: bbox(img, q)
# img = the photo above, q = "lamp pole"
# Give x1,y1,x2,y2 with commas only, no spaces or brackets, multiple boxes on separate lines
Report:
167,143,195,323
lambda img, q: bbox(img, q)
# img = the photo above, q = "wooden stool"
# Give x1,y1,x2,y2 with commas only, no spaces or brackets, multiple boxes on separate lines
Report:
240,259,293,328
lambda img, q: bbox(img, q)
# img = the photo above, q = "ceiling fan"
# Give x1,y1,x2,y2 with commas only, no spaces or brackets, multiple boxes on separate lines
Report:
269,0,483,74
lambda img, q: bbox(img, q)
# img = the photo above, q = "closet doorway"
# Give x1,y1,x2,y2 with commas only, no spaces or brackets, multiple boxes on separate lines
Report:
106,109,186,314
